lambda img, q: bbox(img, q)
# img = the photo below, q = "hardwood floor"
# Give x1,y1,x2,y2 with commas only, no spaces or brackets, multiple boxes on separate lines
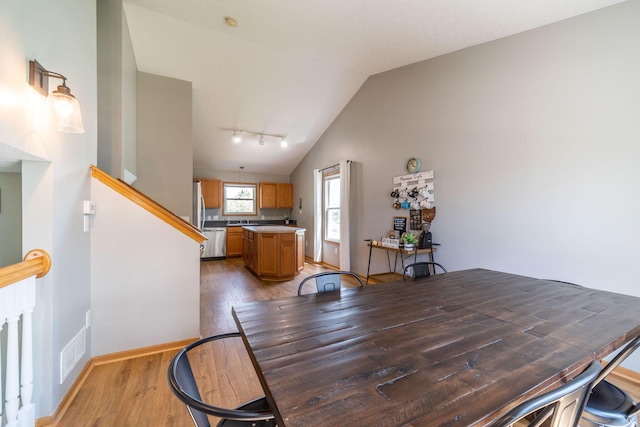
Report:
56,258,640,426
57,258,348,426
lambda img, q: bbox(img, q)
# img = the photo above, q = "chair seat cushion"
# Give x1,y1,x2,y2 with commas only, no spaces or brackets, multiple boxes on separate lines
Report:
585,380,636,421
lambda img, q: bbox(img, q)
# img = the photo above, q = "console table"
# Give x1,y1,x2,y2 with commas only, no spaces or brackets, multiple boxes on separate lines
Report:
365,240,437,284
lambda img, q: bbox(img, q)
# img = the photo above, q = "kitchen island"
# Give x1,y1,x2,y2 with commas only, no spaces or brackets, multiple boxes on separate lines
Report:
242,226,305,281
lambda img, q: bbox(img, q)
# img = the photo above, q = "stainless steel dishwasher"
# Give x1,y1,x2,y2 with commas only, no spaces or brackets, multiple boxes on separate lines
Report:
201,228,226,259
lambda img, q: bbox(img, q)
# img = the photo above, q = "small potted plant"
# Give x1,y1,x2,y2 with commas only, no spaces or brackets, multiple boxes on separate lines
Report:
401,232,418,250
283,215,290,224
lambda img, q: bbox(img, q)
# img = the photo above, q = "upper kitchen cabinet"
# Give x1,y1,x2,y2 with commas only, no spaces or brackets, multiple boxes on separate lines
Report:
198,179,222,208
259,182,293,209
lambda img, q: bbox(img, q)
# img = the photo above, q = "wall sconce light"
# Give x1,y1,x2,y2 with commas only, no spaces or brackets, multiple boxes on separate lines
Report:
29,59,84,133
230,129,288,148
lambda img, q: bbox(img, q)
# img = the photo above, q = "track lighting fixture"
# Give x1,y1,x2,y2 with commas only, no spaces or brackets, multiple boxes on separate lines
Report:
232,130,242,143
28,59,84,133
229,129,288,148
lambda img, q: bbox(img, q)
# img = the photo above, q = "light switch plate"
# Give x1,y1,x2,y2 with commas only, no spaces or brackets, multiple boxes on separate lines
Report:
83,200,95,215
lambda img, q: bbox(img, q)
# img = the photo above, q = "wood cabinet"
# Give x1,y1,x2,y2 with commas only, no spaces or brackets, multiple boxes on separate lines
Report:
296,232,305,272
243,227,304,281
242,229,255,269
276,183,293,209
259,182,293,209
226,226,243,257
198,179,222,208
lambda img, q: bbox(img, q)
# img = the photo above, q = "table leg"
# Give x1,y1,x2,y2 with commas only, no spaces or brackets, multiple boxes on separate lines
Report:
365,240,373,285
429,250,435,275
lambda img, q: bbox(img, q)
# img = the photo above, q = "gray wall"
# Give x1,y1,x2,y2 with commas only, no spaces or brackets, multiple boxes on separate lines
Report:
292,1,640,293
122,12,138,178
135,72,193,218
0,171,21,267
97,0,138,180
1,0,97,414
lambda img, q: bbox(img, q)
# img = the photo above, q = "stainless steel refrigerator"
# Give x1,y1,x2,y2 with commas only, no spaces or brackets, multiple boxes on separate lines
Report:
193,181,226,259
192,181,205,230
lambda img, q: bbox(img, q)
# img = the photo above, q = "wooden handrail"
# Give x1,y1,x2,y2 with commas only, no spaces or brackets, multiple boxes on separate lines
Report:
90,166,206,243
0,249,52,290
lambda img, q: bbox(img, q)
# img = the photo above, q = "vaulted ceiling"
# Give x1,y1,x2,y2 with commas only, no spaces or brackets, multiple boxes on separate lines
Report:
122,0,627,176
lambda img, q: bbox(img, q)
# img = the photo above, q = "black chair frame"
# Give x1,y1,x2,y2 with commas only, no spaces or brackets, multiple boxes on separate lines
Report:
167,332,275,427
582,335,640,426
490,360,601,427
402,261,447,280
297,271,364,296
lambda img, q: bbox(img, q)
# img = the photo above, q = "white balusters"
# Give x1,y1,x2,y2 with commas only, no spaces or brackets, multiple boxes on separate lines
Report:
0,276,37,427
19,308,35,426
5,315,19,427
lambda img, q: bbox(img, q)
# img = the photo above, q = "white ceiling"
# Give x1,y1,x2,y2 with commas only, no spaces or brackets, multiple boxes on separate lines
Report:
122,0,627,176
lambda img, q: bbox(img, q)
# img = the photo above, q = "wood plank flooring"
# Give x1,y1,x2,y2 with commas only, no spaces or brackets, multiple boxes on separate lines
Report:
57,258,349,427
56,259,640,426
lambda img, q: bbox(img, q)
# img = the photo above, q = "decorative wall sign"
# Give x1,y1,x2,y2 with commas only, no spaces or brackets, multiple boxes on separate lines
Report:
393,170,434,185
393,216,407,233
381,237,400,248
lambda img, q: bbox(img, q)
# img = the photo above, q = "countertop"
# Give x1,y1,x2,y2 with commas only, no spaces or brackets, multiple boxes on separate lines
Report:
242,225,305,233
203,220,296,228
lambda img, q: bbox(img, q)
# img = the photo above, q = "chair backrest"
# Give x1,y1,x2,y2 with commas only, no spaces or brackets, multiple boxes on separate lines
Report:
490,360,601,427
402,262,447,280
167,332,275,427
297,271,364,295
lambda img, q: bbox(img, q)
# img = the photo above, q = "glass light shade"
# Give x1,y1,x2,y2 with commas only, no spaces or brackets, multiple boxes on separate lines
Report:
45,84,84,133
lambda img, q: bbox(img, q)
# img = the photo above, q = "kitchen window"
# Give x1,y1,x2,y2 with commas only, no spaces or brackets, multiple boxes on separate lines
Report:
223,183,257,215
324,173,340,242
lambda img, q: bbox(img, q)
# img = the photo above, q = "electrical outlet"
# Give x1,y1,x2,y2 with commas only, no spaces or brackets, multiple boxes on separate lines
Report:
334,247,338,254
85,309,91,329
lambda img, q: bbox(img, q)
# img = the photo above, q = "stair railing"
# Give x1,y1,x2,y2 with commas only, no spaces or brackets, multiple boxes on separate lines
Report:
0,249,51,427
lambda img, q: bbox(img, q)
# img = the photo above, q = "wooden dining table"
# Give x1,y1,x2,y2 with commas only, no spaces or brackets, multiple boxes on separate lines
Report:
231,268,640,426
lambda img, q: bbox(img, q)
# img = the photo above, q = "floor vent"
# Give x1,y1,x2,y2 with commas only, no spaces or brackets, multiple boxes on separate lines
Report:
60,327,86,384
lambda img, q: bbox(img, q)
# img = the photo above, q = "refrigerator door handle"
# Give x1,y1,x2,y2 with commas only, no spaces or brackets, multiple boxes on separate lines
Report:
200,194,206,230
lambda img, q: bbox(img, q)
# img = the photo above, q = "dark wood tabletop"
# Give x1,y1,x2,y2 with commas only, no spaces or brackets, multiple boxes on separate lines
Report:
231,268,640,426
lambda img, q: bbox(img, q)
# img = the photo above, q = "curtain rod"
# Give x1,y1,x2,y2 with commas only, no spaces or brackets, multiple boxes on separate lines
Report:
319,160,351,172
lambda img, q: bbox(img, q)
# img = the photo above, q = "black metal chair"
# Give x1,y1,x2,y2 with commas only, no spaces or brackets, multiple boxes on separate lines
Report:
544,279,585,288
297,271,364,295
167,332,277,427
581,335,640,427
402,262,447,280
490,360,601,427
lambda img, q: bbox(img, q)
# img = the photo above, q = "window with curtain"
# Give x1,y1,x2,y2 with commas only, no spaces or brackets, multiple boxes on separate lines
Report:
223,183,257,215
324,173,340,242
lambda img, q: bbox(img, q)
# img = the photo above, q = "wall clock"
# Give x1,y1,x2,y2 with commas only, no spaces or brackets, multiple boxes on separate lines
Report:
406,157,422,174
